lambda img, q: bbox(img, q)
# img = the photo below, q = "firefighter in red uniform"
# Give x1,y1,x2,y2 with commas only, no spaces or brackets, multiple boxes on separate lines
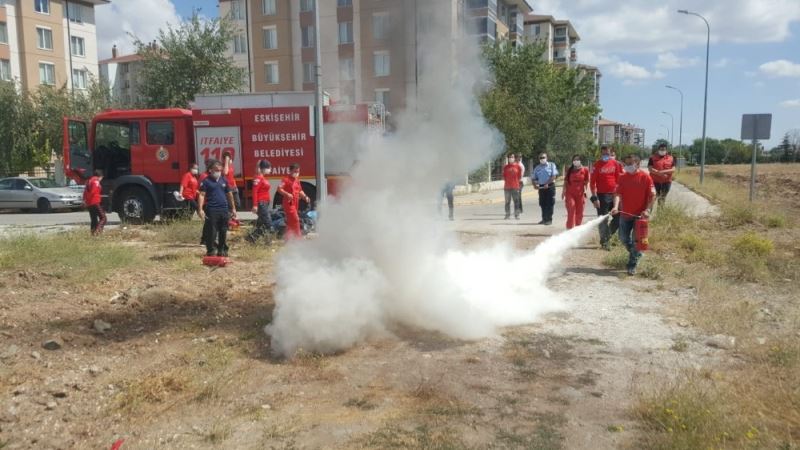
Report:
611,154,656,276
277,163,310,239
503,154,522,220
247,160,274,243
648,143,676,208
83,169,106,235
222,151,241,209
590,145,624,249
180,163,200,216
562,154,590,229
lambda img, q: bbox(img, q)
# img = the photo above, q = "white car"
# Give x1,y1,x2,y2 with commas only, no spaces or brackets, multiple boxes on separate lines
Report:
0,177,84,213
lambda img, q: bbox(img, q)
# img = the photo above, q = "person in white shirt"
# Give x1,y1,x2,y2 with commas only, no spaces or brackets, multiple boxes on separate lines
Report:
516,153,526,213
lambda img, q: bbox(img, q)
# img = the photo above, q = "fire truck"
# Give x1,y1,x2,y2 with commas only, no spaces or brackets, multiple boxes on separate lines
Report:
63,92,384,223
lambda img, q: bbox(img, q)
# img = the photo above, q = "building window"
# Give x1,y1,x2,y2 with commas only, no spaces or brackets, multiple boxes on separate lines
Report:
264,61,279,84
375,89,390,111
338,22,353,44
303,62,314,84
534,24,540,35
230,0,245,20
35,0,50,14
0,22,7,45
71,36,85,57
373,51,390,77
39,62,55,85
337,0,352,7
262,26,277,49
301,25,315,48
262,0,276,15
339,58,354,81
120,63,129,74
233,33,247,54
373,13,389,40
300,0,314,13
36,27,53,50
72,69,87,89
0,59,11,81
66,3,83,22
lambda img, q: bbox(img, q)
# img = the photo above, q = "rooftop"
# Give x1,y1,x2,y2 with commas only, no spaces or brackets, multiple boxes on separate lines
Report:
98,54,143,65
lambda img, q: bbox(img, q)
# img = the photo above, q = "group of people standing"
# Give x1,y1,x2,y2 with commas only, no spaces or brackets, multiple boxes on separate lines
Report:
501,143,676,275
178,155,310,257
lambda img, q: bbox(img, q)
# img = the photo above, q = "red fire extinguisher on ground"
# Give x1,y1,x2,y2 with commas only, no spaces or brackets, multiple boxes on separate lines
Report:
635,217,649,252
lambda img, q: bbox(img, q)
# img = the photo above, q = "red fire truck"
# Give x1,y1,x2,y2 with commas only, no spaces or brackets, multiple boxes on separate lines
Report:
63,93,384,223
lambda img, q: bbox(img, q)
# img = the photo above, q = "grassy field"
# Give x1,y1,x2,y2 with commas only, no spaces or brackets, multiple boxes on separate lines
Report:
631,164,800,449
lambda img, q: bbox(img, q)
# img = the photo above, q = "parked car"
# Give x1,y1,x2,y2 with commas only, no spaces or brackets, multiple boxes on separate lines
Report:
0,177,83,213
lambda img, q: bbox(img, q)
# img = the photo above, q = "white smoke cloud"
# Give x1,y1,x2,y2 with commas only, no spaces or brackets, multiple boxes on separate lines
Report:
265,5,602,357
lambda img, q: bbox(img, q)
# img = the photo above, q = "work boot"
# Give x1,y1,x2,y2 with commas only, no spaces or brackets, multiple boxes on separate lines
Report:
504,215,510,220
626,267,636,276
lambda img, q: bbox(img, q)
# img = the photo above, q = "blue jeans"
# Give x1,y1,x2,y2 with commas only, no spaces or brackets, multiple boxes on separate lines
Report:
618,217,641,269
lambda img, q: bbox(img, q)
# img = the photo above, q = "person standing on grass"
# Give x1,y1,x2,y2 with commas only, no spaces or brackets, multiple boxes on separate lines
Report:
199,160,213,246
83,169,106,236
611,154,656,276
648,143,676,208
180,163,200,216
532,152,558,225
439,181,455,221
516,153,526,214
591,145,624,249
502,154,522,220
222,151,241,210
247,160,274,243
562,154,590,229
277,163,311,239
197,160,238,257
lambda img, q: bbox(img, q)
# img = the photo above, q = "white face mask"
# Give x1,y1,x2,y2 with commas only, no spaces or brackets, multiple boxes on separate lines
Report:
190,168,198,175
291,172,300,178
658,150,667,156
262,168,272,175
624,165,637,174
211,171,222,180
572,161,581,168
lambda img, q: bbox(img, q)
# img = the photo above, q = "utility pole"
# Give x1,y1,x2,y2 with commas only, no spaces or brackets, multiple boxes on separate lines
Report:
666,85,684,171
314,0,327,203
662,111,674,149
678,9,711,184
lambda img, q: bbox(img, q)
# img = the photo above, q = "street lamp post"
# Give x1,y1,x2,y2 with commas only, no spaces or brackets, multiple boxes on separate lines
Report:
678,9,710,183
661,111,674,149
665,85,684,170
660,125,670,146
314,0,327,202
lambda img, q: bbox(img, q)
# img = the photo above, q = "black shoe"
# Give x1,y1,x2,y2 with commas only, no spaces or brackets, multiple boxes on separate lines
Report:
601,242,610,251
515,215,520,220
205,251,215,257
504,216,510,220
544,221,552,225
627,267,636,276
537,220,546,225
219,250,228,258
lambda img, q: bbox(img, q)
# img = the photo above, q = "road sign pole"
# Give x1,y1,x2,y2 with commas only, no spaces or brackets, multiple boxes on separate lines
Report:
750,138,757,202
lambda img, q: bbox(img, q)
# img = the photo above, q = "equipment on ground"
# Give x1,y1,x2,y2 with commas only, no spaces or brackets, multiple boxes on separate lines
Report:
202,256,231,267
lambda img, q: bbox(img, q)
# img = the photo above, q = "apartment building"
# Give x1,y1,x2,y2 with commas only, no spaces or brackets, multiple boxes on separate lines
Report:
98,44,144,106
523,14,579,67
219,0,532,114
598,119,646,148
0,0,107,90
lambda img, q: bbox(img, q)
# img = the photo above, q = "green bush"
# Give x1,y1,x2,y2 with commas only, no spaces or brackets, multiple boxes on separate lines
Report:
679,233,704,252
763,214,787,229
722,206,756,227
731,232,773,258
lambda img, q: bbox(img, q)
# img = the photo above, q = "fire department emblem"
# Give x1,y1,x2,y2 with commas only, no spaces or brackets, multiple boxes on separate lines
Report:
156,146,169,162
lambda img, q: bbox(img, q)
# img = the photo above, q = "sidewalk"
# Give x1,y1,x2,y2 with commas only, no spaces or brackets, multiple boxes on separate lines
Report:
454,183,560,206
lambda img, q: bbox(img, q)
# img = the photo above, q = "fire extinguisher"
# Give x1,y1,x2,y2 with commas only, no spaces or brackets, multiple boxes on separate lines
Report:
635,217,649,252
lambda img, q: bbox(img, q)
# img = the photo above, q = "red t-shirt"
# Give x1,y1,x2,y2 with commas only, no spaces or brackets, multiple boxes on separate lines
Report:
565,166,590,194
280,176,303,212
253,174,271,204
503,164,522,190
648,154,675,184
180,171,199,200
225,164,237,191
198,172,209,184
83,176,102,206
615,170,655,217
591,159,624,194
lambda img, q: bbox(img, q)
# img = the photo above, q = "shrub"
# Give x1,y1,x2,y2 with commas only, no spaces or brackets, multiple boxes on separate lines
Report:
602,247,628,270
679,233,704,252
722,206,756,227
731,232,773,258
763,214,787,229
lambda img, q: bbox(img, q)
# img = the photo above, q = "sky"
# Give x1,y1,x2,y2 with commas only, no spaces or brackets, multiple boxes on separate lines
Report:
95,0,800,148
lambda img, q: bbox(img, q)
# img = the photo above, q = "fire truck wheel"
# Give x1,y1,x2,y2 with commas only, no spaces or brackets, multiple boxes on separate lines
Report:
118,187,156,224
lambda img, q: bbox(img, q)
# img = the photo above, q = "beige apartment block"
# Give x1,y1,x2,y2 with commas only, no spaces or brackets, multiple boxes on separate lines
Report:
219,0,532,114
0,0,108,90
523,14,580,66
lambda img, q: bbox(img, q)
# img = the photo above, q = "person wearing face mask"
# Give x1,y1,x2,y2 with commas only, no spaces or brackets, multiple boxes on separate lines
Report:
532,152,559,225
502,154,523,220
562,154,590,229
516,153,526,213
590,145,624,249
611,154,656,276
648,143,676,208
278,163,311,239
180,163,200,216
197,160,238,257
247,160,274,243
222,151,241,210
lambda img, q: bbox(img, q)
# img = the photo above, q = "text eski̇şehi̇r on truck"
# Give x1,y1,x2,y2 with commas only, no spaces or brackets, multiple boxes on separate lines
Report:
62,92,385,223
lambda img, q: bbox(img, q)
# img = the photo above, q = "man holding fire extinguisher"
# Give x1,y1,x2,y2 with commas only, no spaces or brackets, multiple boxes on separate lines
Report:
611,154,656,276
278,163,310,240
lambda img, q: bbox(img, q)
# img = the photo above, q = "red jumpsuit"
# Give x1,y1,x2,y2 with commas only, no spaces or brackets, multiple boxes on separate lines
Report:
564,166,589,229
280,176,303,239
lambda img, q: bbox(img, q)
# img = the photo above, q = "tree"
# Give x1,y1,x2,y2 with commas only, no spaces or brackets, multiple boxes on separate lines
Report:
481,41,601,165
135,14,245,109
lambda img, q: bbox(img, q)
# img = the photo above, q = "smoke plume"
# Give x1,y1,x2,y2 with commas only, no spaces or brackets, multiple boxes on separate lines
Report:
265,5,599,357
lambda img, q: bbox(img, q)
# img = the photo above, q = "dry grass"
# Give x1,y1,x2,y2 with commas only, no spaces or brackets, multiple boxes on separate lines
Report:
632,164,800,449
